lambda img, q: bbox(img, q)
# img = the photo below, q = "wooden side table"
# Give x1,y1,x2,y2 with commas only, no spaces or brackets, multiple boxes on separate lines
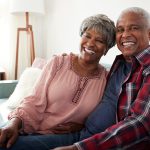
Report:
0,67,6,80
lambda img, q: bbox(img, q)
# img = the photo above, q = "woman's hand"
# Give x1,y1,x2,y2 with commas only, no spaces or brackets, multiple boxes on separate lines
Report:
51,145,78,150
51,122,84,134
0,118,21,148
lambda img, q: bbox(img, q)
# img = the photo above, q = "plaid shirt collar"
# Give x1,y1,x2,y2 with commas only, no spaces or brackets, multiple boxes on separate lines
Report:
135,45,150,66
107,45,150,81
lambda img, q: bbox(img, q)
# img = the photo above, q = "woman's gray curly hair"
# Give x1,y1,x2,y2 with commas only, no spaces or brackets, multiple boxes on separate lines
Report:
80,14,116,52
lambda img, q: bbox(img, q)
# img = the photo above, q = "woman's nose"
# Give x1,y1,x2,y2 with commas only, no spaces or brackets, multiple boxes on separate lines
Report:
87,39,95,46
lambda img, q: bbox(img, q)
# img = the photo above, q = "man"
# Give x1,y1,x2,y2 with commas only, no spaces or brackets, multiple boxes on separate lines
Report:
53,7,150,150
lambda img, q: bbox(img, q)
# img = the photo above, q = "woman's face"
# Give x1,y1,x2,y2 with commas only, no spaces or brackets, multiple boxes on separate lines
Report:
80,28,107,64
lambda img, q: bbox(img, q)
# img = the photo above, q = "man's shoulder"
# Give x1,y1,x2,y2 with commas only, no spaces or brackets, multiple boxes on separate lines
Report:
143,66,150,76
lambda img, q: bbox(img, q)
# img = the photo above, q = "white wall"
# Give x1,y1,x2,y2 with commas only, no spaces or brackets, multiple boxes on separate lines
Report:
0,0,46,79
43,0,150,65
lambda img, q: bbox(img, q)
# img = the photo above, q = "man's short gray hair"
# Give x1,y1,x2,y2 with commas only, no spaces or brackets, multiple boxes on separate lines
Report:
118,7,150,28
80,14,116,51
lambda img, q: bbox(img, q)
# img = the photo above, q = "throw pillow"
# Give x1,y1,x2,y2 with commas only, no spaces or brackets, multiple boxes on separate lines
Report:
6,67,42,109
32,57,47,69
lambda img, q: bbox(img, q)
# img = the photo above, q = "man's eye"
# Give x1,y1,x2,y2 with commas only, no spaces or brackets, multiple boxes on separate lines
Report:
131,26,139,31
116,28,124,33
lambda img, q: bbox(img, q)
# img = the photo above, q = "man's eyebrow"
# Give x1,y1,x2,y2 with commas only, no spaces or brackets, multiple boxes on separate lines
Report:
116,24,141,28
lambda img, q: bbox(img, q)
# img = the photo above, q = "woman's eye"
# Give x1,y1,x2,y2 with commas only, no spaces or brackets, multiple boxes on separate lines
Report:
96,39,104,43
83,34,90,39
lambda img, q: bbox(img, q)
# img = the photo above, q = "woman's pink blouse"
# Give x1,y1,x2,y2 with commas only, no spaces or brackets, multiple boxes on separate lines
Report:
9,55,108,134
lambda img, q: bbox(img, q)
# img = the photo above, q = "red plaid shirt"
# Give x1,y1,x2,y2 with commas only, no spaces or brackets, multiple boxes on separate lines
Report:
76,46,150,150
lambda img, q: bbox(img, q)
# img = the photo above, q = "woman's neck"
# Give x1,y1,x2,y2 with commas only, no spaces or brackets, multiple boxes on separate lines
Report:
78,56,98,70
72,55,99,77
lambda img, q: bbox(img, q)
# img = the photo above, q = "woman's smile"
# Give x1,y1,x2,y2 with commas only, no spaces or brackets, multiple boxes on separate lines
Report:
84,48,95,55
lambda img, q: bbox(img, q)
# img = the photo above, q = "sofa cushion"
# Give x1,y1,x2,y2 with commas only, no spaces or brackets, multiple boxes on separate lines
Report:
6,67,42,109
0,101,11,126
0,80,18,99
0,58,47,126
32,57,47,69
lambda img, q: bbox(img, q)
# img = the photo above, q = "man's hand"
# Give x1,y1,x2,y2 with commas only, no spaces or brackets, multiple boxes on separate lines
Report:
51,145,78,150
51,122,84,134
0,118,21,148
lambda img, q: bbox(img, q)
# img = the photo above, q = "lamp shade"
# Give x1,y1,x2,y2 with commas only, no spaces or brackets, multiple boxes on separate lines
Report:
9,0,45,14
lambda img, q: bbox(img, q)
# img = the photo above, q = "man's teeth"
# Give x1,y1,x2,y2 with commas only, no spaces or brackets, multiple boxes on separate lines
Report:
123,42,135,46
85,49,95,54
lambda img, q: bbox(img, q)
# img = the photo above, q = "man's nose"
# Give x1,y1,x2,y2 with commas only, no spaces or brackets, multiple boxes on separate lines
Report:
122,29,131,38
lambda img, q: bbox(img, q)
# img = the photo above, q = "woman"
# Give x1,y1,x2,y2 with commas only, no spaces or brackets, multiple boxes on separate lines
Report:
0,14,116,149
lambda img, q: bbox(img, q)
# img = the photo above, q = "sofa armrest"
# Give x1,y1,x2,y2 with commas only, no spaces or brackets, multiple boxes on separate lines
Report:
0,80,18,99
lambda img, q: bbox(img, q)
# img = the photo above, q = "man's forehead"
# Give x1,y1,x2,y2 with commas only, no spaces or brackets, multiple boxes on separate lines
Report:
116,12,145,27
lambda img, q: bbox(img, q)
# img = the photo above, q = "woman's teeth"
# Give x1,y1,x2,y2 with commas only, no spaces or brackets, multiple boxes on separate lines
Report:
85,49,95,54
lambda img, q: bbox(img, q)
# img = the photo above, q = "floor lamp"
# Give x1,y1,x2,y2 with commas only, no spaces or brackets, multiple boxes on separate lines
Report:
9,0,45,79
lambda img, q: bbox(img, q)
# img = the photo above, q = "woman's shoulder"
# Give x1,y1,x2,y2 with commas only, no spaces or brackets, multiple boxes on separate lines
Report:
98,64,109,77
55,53,78,64
47,54,69,63
46,53,74,70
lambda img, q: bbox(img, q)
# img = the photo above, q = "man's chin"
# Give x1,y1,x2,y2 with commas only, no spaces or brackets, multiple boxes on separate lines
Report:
122,50,133,57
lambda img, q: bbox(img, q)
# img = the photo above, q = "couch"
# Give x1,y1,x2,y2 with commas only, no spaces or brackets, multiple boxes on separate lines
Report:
0,66,43,127
0,80,18,126
0,57,47,127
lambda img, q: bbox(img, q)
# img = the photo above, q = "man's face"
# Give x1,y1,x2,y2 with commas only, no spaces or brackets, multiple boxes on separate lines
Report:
116,12,150,60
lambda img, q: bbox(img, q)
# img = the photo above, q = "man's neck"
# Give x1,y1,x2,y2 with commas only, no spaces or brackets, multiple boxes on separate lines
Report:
124,56,132,63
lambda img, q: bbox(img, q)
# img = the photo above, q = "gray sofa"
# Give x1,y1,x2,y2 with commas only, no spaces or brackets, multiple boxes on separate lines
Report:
0,80,18,126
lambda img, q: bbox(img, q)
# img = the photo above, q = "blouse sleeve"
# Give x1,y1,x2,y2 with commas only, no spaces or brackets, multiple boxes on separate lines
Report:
8,55,61,133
